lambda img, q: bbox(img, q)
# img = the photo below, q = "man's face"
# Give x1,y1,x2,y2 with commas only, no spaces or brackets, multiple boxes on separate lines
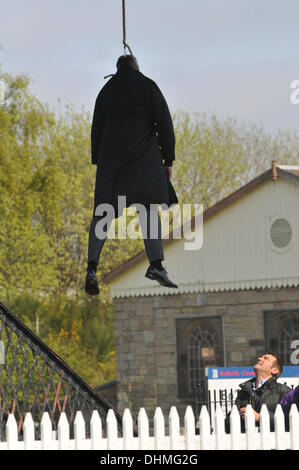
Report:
253,353,279,377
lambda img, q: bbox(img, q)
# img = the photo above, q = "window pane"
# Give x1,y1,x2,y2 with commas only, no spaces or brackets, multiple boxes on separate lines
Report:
176,316,224,399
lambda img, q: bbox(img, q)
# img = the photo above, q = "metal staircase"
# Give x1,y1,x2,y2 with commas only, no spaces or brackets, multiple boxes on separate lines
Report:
0,300,122,440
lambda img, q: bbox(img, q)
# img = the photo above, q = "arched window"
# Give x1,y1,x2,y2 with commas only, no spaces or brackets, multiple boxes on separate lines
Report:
176,316,224,399
188,326,219,392
279,318,299,365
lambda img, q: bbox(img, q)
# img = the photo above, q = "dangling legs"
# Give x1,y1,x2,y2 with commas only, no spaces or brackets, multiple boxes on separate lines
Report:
85,204,178,294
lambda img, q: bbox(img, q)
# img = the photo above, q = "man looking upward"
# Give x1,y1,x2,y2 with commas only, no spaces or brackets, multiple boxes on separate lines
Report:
225,352,291,432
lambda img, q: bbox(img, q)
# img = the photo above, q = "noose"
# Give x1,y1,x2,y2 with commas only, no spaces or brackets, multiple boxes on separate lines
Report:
104,1,134,79
122,0,134,56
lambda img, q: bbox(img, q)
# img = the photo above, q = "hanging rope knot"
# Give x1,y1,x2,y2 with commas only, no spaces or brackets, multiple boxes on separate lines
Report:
123,41,133,56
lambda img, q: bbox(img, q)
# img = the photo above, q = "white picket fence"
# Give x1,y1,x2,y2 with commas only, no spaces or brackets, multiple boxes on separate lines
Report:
0,404,298,450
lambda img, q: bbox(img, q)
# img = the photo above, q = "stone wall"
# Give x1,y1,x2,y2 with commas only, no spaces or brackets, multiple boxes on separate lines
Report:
113,287,299,422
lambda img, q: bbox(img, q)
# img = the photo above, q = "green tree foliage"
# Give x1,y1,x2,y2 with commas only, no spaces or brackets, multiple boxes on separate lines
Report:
172,110,299,211
0,73,58,295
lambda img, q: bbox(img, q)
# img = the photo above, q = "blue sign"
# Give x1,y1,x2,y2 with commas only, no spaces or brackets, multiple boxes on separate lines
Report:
206,366,299,380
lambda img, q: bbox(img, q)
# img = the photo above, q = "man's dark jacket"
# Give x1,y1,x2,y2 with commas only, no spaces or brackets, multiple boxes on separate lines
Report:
224,376,291,433
91,64,178,218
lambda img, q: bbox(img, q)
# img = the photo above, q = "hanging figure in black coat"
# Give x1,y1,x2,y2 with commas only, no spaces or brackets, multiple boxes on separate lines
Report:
85,54,179,295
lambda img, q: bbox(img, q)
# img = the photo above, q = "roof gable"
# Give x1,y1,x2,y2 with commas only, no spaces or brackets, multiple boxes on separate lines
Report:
104,164,299,284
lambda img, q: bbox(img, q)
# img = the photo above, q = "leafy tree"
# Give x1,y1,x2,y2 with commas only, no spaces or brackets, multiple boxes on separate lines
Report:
172,110,299,212
44,320,115,386
0,72,58,297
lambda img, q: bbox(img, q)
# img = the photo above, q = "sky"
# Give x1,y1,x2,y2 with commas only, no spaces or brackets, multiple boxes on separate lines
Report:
1,0,299,131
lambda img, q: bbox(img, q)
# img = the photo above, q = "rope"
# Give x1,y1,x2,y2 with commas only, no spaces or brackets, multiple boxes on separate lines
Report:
104,1,134,79
122,0,127,53
122,0,134,56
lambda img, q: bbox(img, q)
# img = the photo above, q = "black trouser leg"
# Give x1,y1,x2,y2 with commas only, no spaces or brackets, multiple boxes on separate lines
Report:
87,214,111,270
138,204,164,264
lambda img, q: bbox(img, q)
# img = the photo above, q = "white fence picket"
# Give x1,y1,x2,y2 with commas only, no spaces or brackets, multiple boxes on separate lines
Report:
289,404,299,450
41,412,53,450
58,412,70,450
6,414,18,450
274,404,287,450
74,411,86,450
122,408,136,450
214,403,226,450
230,405,242,450
90,410,103,450
199,406,211,450
245,405,257,450
138,407,150,450
184,406,196,450
154,407,165,450
24,412,35,450
0,403,298,451
107,409,119,450
169,406,181,450
259,404,272,450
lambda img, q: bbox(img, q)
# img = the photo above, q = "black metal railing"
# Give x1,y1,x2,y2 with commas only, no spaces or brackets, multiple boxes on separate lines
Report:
192,384,236,420
0,300,123,441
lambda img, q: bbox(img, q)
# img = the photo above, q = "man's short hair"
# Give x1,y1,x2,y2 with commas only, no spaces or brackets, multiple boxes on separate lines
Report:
267,351,283,378
116,55,139,71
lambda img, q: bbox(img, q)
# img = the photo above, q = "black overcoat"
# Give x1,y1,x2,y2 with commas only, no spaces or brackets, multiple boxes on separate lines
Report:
91,64,178,218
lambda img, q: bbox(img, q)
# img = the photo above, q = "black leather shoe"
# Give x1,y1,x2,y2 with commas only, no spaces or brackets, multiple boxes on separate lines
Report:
145,265,178,288
85,269,100,295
